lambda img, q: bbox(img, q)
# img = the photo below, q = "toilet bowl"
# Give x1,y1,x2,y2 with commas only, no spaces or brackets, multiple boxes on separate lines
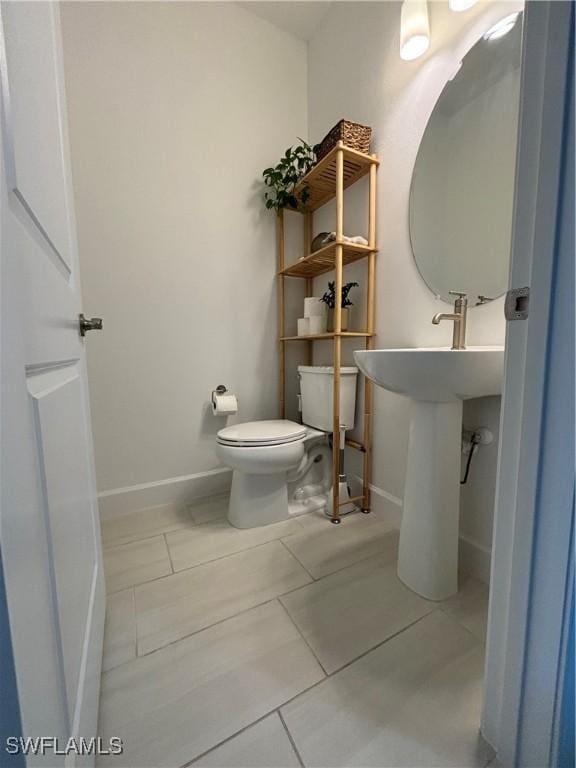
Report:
216,420,329,528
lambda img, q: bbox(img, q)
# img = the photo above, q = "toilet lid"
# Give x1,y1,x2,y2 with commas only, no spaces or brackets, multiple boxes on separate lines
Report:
217,420,307,447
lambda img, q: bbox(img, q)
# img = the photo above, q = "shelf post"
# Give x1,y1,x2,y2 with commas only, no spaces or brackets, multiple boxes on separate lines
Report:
277,210,286,418
363,158,377,510
332,142,345,523
304,211,314,367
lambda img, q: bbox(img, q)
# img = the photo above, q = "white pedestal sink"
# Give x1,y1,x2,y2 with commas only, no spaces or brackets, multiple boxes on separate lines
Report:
354,347,504,600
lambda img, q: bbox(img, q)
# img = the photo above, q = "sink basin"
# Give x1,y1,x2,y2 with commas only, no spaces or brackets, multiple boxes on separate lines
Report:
354,346,505,402
354,345,505,601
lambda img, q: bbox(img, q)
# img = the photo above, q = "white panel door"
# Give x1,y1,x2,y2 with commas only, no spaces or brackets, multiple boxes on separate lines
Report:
0,2,105,765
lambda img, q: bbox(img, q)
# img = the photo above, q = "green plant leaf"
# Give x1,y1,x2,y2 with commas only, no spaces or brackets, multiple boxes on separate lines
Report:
261,138,316,210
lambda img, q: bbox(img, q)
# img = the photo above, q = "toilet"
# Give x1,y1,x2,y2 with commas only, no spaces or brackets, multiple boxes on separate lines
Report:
216,366,358,528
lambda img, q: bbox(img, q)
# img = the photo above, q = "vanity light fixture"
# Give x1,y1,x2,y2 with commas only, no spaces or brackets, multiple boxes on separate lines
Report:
400,0,430,61
448,0,477,11
484,12,520,41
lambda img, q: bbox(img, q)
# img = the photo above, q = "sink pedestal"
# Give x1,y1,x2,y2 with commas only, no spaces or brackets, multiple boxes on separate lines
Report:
353,345,504,602
398,399,462,601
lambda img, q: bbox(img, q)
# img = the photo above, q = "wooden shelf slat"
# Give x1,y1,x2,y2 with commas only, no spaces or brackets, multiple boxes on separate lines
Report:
280,241,376,279
345,438,366,452
289,145,379,213
280,331,374,341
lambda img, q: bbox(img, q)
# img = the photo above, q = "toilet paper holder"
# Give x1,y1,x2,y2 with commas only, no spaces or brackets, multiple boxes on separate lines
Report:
211,384,239,416
212,384,228,406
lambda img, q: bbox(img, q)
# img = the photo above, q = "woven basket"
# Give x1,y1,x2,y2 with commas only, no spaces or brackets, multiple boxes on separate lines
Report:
314,119,372,161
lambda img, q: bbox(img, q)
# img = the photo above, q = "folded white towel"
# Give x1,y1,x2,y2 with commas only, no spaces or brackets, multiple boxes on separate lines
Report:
325,232,368,246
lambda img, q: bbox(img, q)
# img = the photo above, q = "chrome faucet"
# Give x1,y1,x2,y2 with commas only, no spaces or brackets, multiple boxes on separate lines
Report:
432,291,468,350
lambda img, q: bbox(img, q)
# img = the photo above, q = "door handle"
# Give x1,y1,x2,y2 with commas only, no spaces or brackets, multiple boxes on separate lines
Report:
79,313,103,336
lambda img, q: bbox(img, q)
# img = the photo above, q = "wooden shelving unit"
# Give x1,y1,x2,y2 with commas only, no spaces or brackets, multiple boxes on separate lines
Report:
277,140,379,523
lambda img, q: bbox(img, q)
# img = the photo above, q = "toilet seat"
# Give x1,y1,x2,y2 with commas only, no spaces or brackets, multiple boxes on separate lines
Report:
217,420,307,448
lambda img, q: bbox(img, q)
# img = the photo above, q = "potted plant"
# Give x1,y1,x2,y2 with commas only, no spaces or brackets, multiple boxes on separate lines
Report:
262,139,316,211
321,281,359,331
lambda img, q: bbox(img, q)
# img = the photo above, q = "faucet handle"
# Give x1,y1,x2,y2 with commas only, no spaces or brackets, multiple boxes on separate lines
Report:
476,295,494,305
448,290,468,299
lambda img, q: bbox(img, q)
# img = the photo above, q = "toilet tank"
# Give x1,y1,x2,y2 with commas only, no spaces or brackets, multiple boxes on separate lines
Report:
298,366,358,432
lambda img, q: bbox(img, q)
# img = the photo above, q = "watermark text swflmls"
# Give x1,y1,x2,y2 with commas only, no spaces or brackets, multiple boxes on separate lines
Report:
5,737,123,756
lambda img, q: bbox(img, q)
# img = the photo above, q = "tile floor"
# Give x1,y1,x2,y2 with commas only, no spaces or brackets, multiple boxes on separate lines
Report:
99,495,492,768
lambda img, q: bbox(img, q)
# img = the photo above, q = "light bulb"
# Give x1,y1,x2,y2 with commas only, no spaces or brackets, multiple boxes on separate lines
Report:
449,0,477,11
484,12,520,41
400,0,431,61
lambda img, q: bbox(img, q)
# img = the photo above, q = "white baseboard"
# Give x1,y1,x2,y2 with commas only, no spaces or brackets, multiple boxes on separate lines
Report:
366,485,403,528
351,475,403,528
97,467,232,516
353,476,491,584
459,533,492,585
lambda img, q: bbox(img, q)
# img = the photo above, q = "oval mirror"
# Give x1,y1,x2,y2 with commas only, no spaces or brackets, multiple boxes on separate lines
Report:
409,12,523,304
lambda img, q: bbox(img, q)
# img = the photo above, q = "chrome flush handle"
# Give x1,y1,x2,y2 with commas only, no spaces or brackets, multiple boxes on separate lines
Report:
79,313,103,336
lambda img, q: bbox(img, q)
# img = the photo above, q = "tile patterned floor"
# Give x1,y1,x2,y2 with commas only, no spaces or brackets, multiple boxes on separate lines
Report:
99,497,493,768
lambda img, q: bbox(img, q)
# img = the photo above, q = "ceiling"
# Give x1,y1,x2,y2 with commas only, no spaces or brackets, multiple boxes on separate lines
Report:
237,2,333,42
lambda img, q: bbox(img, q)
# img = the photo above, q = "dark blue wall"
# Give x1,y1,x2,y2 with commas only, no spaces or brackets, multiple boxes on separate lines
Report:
0,551,24,768
556,578,574,768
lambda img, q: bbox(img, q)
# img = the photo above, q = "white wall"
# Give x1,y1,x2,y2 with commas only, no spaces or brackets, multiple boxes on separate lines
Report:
61,2,308,511
307,0,522,577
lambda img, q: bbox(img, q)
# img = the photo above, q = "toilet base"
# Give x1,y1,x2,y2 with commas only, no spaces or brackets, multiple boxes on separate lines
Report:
228,471,330,529
228,471,290,529
288,493,328,518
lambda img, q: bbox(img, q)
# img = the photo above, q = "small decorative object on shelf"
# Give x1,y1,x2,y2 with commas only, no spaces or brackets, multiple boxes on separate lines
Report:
321,281,359,331
313,119,372,162
310,232,369,252
303,297,326,318
298,297,327,336
297,318,310,336
309,315,327,334
310,232,332,252
262,139,316,211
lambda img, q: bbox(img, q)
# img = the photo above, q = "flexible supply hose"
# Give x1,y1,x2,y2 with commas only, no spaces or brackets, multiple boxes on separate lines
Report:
461,431,481,485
